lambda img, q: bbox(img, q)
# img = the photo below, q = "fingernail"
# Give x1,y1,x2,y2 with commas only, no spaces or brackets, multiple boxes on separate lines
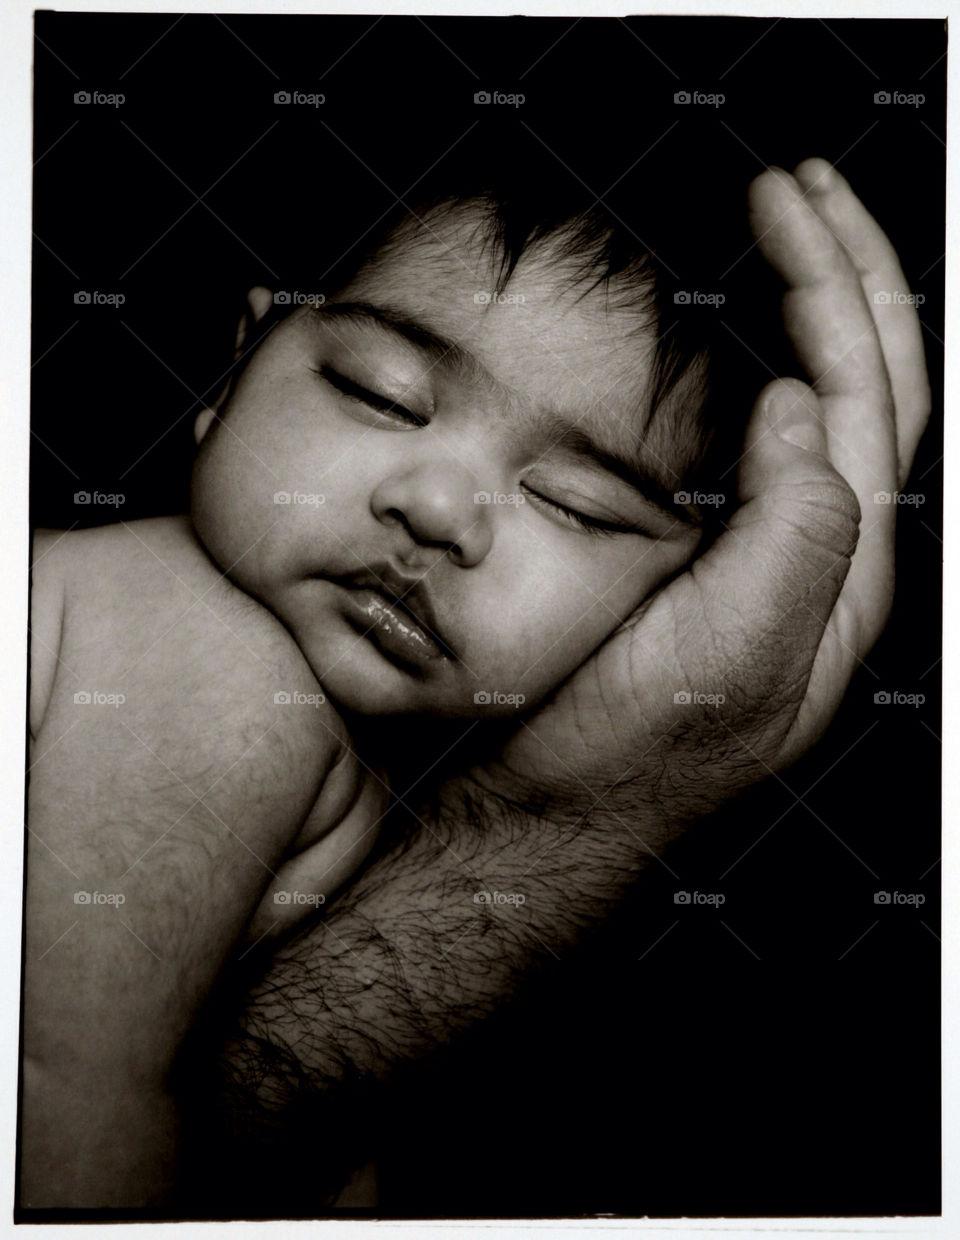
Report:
773,416,828,456
808,162,838,193
763,383,826,453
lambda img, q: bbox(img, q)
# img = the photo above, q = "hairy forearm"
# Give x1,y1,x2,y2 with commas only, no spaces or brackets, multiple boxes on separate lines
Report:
237,780,663,1072
184,777,670,1208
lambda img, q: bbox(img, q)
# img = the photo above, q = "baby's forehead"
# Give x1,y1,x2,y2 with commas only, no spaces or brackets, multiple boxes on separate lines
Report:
341,205,661,454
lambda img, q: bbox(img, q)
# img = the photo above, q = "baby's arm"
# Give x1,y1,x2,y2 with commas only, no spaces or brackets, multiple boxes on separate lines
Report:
247,752,388,944
23,517,374,1206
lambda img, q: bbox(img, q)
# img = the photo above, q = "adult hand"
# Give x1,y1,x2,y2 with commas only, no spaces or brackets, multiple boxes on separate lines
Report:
473,158,930,824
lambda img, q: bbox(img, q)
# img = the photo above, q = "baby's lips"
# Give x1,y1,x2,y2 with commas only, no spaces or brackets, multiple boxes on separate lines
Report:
330,564,456,660
356,589,447,660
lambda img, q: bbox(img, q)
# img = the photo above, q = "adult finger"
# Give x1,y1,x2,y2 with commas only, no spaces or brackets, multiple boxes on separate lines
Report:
792,158,931,486
748,166,897,653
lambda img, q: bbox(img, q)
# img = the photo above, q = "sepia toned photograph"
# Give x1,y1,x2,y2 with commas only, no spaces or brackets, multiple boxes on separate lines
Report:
20,5,943,1223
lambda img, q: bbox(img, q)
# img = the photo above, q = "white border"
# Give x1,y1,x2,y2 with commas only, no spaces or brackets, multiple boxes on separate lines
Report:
1,1,953,1236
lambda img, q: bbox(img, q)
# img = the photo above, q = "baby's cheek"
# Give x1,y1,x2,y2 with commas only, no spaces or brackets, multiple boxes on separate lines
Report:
502,544,670,683
480,585,611,697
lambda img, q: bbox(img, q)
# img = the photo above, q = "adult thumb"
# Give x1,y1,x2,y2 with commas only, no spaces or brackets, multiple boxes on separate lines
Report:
725,377,861,615
677,377,862,764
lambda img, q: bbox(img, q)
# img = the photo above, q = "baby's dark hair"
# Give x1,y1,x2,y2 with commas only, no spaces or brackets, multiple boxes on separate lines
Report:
355,186,715,502
268,148,776,516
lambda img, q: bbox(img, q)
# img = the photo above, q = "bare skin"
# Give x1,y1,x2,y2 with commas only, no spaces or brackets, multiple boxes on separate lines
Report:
23,517,386,1206
20,160,931,1209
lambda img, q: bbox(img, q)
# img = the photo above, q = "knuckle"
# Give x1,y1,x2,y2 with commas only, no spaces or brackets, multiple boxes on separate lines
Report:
770,475,862,560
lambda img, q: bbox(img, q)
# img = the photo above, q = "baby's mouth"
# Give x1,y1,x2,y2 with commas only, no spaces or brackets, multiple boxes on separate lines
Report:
327,568,456,668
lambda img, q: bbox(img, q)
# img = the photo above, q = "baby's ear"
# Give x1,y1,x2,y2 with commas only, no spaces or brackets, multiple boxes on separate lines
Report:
195,287,278,444
193,405,217,445
236,286,275,355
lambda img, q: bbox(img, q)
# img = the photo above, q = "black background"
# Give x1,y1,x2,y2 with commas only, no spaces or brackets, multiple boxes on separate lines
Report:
31,13,942,1218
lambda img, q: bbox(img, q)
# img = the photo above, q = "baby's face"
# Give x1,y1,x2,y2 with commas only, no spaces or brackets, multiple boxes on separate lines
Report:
192,211,702,717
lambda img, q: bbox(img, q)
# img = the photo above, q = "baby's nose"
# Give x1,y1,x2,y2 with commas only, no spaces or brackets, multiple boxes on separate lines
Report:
370,460,494,566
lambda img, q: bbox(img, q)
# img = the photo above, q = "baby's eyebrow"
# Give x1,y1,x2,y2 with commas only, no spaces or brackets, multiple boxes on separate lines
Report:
318,300,483,383
542,421,700,526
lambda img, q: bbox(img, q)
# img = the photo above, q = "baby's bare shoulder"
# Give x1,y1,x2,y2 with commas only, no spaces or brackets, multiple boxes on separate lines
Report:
43,515,254,616
33,516,348,771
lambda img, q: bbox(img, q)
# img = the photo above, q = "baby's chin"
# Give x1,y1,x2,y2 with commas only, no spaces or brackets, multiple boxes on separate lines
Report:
272,593,534,719
294,630,532,720
317,662,534,720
